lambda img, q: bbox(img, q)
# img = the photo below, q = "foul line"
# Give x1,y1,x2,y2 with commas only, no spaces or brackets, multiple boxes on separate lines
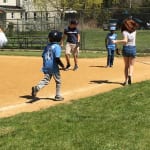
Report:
0,83,111,113
0,103,27,112
136,60,150,65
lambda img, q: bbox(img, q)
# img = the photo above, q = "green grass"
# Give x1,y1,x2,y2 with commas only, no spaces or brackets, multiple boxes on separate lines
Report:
0,49,148,58
136,30,150,53
0,80,150,150
5,29,150,53
0,50,42,57
0,50,106,58
82,29,150,53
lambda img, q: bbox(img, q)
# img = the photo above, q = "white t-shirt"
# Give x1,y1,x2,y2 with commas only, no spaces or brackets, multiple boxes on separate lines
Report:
0,31,8,48
122,31,136,46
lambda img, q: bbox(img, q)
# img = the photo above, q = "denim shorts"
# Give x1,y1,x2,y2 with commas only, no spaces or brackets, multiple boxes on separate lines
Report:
122,46,136,57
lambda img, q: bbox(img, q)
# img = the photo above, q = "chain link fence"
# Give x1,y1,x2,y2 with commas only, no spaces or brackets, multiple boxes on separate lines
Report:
0,8,150,53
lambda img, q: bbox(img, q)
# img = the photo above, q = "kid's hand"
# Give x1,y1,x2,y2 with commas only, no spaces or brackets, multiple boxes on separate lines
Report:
112,40,116,44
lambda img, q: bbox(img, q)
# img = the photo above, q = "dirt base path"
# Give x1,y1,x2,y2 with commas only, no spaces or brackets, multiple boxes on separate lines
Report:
0,56,150,118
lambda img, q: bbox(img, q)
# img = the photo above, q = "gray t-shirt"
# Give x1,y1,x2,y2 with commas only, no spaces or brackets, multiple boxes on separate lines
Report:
123,31,136,46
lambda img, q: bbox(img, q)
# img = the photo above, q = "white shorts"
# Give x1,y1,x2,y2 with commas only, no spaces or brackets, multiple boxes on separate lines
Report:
65,42,79,55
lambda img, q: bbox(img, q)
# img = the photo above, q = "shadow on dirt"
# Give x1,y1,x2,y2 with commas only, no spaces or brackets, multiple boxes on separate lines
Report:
20,95,55,103
90,80,123,85
89,65,106,68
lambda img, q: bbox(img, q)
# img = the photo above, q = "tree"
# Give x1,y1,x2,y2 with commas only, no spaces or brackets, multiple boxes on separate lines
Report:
142,0,150,7
32,0,61,11
103,0,113,8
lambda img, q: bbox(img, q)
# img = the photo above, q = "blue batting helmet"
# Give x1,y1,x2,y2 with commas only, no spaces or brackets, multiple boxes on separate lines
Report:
48,30,62,42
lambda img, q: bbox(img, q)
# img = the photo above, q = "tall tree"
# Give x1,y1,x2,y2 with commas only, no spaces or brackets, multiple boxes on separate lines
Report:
103,0,113,8
32,0,61,11
33,0,104,11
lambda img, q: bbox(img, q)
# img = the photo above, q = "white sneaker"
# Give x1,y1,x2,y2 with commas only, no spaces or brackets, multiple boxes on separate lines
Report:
55,96,64,101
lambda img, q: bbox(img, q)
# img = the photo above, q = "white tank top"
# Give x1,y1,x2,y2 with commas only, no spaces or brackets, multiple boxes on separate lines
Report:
123,31,136,46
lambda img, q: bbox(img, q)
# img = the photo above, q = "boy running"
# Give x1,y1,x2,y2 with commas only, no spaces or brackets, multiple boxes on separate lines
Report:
31,30,65,101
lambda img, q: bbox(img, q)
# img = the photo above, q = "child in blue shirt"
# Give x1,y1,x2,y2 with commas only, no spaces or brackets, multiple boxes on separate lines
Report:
31,30,65,101
105,26,117,67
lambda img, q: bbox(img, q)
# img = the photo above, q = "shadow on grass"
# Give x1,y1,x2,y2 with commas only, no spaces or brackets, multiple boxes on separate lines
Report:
20,95,55,103
90,80,123,85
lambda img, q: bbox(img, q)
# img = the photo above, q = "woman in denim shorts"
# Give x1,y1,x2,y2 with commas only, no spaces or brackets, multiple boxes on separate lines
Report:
112,18,139,85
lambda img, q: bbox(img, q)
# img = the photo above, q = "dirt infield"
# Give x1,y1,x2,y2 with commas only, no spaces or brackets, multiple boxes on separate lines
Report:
0,56,150,118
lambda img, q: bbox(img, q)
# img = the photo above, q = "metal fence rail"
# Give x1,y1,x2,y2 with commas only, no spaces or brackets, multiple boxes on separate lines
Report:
2,30,150,54
6,36,48,49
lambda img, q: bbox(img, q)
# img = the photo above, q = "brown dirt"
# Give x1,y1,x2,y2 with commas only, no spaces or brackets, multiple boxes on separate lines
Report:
0,56,150,118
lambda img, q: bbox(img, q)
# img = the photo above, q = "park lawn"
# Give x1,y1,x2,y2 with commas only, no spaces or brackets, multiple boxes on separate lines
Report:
82,29,150,53
0,49,148,58
0,50,106,58
3,29,150,53
0,80,150,150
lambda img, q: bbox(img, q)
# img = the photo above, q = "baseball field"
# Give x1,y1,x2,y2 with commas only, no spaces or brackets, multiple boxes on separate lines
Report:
0,55,149,118
0,53,150,149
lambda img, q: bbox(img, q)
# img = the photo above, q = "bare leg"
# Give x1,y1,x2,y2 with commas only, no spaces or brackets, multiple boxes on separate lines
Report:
73,54,78,66
73,47,79,71
123,57,129,83
128,57,135,77
65,54,71,66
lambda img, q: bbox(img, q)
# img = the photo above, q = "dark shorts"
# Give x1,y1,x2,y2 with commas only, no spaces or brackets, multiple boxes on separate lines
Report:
122,46,136,57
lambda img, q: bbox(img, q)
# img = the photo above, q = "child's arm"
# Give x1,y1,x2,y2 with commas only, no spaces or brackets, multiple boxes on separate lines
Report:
56,58,65,70
105,37,108,49
112,32,127,44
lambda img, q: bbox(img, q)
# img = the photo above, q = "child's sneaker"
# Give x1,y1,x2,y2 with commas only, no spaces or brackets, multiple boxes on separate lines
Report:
65,64,71,71
123,81,128,86
73,65,78,71
31,86,38,98
128,76,132,85
55,96,64,101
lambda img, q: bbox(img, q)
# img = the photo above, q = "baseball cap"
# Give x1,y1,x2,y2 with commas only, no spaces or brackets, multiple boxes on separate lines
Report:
70,20,78,25
110,26,116,31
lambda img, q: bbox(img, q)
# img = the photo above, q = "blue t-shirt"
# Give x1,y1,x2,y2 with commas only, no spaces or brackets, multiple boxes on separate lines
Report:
64,27,79,44
106,33,117,49
42,43,61,74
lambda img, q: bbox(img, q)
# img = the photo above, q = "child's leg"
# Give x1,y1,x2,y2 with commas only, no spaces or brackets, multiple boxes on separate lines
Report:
123,57,129,83
53,72,62,98
36,74,52,91
32,74,52,98
128,57,135,77
107,48,111,66
65,43,71,67
110,50,115,66
127,57,135,84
